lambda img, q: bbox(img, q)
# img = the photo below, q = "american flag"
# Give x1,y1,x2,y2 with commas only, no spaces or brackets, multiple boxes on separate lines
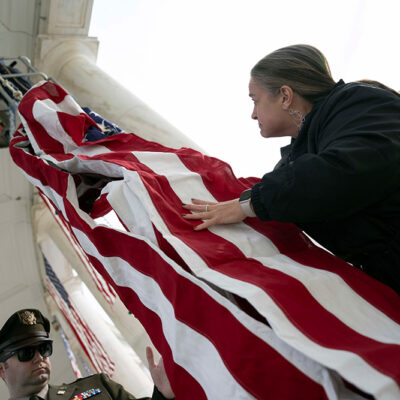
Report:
40,192,117,306
44,256,115,376
58,321,82,379
10,81,400,399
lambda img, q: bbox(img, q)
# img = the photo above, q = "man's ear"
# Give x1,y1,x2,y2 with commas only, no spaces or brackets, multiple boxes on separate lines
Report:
279,85,294,110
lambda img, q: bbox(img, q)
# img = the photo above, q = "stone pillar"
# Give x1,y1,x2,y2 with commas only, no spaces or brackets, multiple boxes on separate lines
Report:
34,0,203,150
30,2,195,393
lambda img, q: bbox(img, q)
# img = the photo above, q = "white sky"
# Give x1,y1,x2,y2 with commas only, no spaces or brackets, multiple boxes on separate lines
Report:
89,0,400,179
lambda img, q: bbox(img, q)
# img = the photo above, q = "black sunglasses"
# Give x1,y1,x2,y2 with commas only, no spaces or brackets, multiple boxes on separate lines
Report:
0,342,53,363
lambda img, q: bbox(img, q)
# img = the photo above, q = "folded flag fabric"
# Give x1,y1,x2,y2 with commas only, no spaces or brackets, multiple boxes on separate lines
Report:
10,80,400,400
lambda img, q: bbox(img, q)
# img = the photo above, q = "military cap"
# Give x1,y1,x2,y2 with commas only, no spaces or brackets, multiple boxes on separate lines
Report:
0,309,52,358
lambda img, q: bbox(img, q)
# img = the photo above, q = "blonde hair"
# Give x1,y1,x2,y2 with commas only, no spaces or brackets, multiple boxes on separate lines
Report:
251,44,336,103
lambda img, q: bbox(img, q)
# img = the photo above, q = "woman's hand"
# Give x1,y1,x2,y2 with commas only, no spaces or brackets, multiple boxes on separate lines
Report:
182,198,247,230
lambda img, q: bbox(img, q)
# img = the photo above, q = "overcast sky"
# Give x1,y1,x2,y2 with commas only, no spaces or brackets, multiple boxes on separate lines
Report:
89,0,400,178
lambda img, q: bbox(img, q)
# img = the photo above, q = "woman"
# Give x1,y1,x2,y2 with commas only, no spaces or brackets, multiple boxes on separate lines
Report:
183,44,400,295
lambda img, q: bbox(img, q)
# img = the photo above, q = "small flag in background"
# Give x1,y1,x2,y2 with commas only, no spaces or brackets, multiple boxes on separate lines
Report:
44,256,115,377
58,321,82,379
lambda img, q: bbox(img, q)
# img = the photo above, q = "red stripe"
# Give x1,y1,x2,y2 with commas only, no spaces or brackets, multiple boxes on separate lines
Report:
90,192,113,218
18,89,67,155
10,143,69,197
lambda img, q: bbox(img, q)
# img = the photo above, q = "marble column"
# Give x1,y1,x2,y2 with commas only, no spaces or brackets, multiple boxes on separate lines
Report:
34,0,203,151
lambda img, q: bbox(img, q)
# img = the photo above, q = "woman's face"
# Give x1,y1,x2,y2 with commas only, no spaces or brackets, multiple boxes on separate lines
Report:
249,78,294,138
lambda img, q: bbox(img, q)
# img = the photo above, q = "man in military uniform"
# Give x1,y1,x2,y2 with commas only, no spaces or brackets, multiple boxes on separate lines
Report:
0,309,174,400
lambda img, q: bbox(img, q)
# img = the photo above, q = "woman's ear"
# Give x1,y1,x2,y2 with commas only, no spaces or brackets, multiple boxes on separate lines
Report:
0,362,6,380
279,85,294,110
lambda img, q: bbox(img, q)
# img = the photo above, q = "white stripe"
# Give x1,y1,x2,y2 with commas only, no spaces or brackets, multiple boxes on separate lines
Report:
105,180,158,245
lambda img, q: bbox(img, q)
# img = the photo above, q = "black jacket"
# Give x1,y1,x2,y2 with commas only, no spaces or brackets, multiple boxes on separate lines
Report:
251,80,400,293
48,373,170,400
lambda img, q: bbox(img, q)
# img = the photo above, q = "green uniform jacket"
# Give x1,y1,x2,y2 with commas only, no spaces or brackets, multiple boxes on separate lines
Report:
48,373,170,400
